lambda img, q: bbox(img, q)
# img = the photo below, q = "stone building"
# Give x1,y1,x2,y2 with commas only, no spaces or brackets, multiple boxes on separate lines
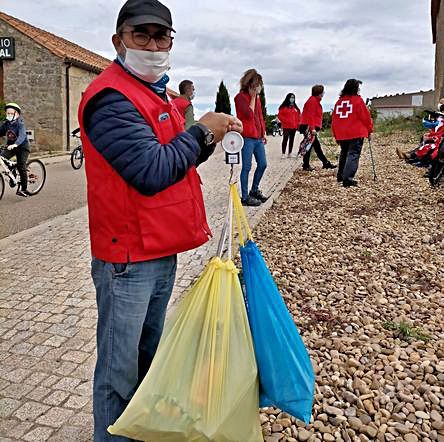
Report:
0,11,110,151
432,0,444,102
370,90,435,119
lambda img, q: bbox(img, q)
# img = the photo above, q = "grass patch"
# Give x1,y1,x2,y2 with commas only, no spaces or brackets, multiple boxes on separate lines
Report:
383,320,431,342
375,112,424,138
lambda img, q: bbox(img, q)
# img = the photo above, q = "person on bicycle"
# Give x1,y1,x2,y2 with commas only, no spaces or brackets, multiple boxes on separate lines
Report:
0,103,30,197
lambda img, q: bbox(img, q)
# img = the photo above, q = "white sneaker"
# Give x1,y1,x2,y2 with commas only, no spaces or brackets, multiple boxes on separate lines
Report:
281,154,286,159
287,153,293,158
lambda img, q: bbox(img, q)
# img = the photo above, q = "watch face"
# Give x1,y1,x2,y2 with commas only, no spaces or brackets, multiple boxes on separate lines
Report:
206,132,215,145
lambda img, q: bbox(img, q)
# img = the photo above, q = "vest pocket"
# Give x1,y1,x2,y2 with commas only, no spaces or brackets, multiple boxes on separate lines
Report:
136,197,205,255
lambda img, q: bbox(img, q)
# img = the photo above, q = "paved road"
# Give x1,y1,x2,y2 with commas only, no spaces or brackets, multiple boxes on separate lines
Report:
0,159,86,239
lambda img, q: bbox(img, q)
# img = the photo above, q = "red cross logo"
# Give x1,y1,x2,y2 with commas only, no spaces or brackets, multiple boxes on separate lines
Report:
336,100,353,118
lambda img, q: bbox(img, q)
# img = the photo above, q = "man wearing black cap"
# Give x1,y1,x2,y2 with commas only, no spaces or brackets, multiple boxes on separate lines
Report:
78,0,242,439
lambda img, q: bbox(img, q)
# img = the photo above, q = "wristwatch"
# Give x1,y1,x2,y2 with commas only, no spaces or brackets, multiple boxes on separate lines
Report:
195,123,215,146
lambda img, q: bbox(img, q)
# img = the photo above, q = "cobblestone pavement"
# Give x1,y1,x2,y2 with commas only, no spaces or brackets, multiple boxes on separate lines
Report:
0,136,303,441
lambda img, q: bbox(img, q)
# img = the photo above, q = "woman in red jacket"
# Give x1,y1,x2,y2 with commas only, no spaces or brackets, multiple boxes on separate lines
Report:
234,69,268,206
300,84,336,171
278,93,301,158
332,79,373,187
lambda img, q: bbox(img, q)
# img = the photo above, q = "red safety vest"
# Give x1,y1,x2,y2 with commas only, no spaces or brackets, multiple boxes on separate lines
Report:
172,96,191,118
78,62,211,263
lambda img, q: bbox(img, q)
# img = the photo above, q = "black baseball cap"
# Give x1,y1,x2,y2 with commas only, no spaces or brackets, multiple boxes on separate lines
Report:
116,0,175,32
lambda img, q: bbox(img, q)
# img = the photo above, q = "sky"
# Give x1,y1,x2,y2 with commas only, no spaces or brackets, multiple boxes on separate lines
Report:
1,0,436,116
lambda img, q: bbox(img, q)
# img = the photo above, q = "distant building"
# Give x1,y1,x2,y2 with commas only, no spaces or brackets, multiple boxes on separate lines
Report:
0,12,110,151
369,90,435,119
432,0,443,102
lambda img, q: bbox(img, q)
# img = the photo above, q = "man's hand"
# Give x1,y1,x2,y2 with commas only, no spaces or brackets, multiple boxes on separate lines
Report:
198,112,242,144
7,144,17,150
263,137,267,145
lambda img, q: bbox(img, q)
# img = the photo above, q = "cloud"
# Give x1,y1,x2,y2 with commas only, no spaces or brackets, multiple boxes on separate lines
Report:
2,0,435,109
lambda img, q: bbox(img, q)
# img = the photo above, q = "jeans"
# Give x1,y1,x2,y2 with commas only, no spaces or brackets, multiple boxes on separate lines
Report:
282,129,296,154
240,137,267,200
1,146,30,191
91,255,177,441
302,135,328,169
337,138,363,182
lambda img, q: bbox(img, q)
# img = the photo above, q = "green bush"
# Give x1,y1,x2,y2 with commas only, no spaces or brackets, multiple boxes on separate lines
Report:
265,114,276,135
375,110,424,137
322,111,332,129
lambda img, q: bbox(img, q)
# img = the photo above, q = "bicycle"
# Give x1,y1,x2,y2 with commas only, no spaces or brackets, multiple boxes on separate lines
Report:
70,128,83,170
270,120,283,137
0,151,46,200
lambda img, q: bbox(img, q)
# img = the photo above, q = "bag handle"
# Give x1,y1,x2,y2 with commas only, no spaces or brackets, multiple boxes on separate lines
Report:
217,189,234,259
230,183,253,246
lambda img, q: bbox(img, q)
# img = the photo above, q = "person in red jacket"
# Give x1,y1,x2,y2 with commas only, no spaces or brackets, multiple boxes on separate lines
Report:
234,68,269,206
300,84,336,171
278,93,301,158
172,79,195,129
78,1,242,439
332,79,373,187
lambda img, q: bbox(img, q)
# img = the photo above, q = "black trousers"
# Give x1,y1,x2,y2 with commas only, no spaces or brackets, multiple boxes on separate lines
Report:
337,138,363,182
282,128,296,154
302,135,328,169
1,146,30,190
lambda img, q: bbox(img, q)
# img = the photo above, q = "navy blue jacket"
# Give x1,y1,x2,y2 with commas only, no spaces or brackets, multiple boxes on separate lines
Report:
0,117,30,151
83,66,215,196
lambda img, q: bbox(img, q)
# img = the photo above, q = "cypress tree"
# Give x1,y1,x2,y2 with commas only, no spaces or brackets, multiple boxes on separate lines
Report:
215,81,231,114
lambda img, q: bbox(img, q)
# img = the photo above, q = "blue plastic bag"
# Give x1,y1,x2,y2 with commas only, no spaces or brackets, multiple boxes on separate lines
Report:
231,184,315,424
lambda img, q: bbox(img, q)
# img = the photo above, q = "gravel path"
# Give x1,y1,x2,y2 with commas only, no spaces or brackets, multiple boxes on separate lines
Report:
254,131,444,442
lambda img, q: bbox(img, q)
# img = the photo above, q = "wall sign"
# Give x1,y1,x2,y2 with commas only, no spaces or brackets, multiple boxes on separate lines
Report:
0,37,15,60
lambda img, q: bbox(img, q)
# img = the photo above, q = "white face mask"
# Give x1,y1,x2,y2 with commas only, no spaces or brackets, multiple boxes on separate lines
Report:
289,97,295,104
122,42,170,83
189,93,195,100
256,86,262,95
6,114,15,122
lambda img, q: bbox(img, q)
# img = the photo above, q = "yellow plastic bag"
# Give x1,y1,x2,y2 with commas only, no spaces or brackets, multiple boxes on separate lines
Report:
108,256,262,442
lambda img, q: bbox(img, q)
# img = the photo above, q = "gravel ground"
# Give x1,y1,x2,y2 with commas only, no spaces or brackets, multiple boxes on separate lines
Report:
253,131,444,442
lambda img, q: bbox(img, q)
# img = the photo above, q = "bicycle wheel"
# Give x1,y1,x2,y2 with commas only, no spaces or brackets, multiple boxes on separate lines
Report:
71,146,84,170
0,174,4,200
26,159,46,195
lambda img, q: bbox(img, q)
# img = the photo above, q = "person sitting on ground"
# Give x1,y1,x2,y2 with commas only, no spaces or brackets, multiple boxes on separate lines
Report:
299,84,336,171
172,79,196,129
331,79,373,188
0,103,30,197
278,93,301,158
396,106,444,168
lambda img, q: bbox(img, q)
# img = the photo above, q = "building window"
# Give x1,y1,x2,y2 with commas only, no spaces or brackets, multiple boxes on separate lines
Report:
411,95,423,106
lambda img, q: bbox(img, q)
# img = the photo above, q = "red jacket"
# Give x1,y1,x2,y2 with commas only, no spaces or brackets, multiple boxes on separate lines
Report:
234,91,265,139
331,95,373,141
172,96,190,118
300,95,323,129
278,106,301,129
78,63,211,263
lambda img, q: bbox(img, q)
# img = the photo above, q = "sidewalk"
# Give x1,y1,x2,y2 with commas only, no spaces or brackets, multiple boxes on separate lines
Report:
0,136,302,441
